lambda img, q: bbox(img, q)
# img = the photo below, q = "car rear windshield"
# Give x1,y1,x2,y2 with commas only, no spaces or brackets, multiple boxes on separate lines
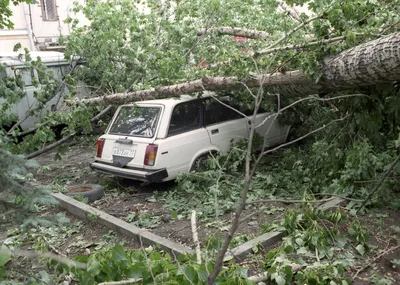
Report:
108,105,161,138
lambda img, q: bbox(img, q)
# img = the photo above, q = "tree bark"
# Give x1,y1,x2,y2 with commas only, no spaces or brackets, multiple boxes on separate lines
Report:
277,0,303,23
68,32,400,106
197,27,270,40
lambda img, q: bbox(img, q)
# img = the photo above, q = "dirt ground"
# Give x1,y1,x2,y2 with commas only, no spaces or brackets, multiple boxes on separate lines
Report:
29,140,400,284
33,141,294,248
350,209,400,284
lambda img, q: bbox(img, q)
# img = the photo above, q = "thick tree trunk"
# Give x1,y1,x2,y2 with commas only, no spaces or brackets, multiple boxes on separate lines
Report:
69,32,400,106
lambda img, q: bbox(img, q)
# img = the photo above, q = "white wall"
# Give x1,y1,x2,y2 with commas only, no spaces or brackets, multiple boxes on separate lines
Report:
0,4,31,52
0,0,89,52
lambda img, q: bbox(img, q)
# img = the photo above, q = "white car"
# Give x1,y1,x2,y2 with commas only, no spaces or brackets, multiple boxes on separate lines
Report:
91,94,290,182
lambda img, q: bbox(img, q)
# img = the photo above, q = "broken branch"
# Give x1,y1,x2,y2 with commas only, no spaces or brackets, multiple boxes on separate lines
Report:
191,210,202,264
277,0,303,23
1,247,87,269
197,27,270,40
254,35,350,57
24,105,112,159
266,13,325,49
98,279,143,285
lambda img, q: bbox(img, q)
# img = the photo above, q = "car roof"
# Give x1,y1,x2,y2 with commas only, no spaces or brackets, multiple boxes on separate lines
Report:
127,92,215,108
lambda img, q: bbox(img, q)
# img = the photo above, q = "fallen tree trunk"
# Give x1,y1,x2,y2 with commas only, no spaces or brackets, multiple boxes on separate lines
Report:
67,32,400,106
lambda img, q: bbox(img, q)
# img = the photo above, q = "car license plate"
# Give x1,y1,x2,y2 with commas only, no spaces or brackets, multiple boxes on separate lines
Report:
113,148,136,158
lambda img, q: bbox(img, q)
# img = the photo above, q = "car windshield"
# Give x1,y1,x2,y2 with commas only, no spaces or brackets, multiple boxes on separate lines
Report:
109,105,161,138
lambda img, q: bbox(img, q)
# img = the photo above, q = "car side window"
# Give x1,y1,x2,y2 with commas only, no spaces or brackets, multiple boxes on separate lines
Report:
14,68,35,87
168,101,202,136
204,98,242,126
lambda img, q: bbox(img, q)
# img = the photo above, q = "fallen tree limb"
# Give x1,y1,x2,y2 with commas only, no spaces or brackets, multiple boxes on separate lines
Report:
98,279,142,285
197,26,270,40
247,195,364,205
67,32,400,106
17,105,111,139
25,132,77,160
254,35,350,56
277,0,303,23
191,210,202,264
208,35,351,69
24,105,112,159
248,197,334,204
1,247,87,269
266,12,325,49
356,152,400,213
260,115,350,157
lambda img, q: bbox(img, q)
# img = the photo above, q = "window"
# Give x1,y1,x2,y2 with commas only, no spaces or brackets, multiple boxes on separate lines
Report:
38,66,64,84
168,101,201,136
203,98,242,126
14,69,35,87
40,0,58,21
109,106,161,138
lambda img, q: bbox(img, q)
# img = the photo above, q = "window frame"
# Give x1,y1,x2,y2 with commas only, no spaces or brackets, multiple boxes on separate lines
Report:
167,99,204,137
40,0,58,22
203,97,244,127
14,68,36,87
108,105,163,138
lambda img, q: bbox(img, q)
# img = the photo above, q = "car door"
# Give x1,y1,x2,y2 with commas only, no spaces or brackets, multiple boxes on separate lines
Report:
254,111,290,147
155,100,212,177
203,98,249,154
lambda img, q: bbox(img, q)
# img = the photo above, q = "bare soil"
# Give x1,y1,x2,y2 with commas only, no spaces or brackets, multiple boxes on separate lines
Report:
91,177,293,248
33,141,295,249
350,209,400,284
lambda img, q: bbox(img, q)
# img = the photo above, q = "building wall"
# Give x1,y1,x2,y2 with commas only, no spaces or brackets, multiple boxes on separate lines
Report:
0,4,32,51
0,0,89,52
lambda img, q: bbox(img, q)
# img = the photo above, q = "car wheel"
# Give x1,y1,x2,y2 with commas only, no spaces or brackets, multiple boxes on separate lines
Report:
66,184,104,202
190,153,214,172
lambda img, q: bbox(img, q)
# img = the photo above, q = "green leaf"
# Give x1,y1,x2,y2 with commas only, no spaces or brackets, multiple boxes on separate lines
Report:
0,246,11,267
25,159,39,168
112,245,128,262
177,265,197,283
87,256,101,276
275,275,286,285
356,244,366,255
284,244,294,254
198,269,208,282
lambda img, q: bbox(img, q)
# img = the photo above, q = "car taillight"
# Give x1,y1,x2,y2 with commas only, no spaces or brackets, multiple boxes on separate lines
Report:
144,144,158,166
96,139,105,158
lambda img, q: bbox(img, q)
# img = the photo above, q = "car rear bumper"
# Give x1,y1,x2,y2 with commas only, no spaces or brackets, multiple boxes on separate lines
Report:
90,161,168,182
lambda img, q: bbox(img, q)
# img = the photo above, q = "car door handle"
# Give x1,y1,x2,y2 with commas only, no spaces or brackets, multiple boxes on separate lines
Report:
211,129,219,135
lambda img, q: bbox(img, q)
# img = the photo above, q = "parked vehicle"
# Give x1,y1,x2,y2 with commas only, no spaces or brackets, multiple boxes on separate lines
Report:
91,94,290,182
0,51,87,130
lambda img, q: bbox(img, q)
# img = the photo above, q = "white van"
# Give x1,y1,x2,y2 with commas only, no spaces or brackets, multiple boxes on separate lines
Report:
0,51,87,131
91,94,290,182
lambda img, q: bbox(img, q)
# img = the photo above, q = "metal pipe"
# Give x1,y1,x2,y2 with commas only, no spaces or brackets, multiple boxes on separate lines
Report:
23,3,35,50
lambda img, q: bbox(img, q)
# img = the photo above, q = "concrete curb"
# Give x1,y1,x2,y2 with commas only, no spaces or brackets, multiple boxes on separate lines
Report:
52,193,194,257
224,197,345,262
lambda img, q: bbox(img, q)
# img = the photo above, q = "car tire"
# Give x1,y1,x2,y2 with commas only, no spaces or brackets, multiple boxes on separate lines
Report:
66,184,104,202
190,153,215,172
